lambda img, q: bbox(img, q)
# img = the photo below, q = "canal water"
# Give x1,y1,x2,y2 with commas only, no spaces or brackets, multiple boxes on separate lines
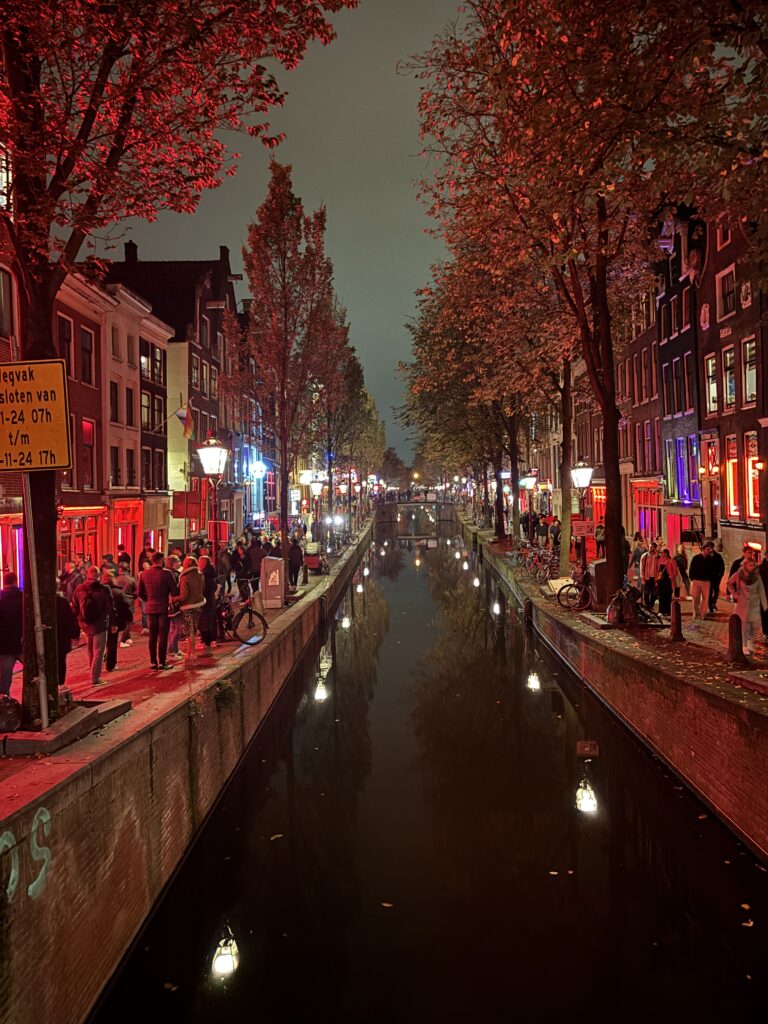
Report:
92,524,768,1022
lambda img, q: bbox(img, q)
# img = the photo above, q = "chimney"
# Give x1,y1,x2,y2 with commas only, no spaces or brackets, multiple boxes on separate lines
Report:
125,240,138,264
219,244,229,264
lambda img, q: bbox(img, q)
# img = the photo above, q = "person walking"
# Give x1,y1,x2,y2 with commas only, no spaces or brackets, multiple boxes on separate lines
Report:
166,555,183,660
173,556,205,666
72,566,112,686
656,549,680,617
595,518,606,558
218,545,233,595
549,517,561,549
629,534,647,586
0,573,23,697
117,544,132,572
673,544,690,599
113,562,137,647
101,569,131,673
727,558,768,657
247,537,266,590
639,542,660,610
137,552,178,671
59,561,83,604
288,538,304,587
137,552,152,634
688,543,714,620
56,591,80,690
708,543,725,615
198,554,219,650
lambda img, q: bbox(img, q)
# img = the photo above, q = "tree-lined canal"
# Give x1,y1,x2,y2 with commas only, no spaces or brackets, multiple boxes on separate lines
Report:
92,529,768,1022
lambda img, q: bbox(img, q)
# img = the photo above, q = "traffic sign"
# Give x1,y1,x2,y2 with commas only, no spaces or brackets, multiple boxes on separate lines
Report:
571,520,595,537
0,359,72,471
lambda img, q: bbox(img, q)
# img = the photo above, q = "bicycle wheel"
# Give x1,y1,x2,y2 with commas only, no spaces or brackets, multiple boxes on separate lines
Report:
233,606,268,645
557,583,582,609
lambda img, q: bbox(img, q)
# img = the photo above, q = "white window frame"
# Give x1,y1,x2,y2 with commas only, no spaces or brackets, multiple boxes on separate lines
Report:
715,264,737,323
741,336,757,408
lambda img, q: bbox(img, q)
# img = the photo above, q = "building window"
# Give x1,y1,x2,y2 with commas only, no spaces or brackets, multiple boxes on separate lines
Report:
141,448,152,490
688,435,700,502
109,380,120,422
660,303,670,343
746,431,760,519
742,337,757,406
126,448,136,487
111,325,120,359
725,435,738,517
126,386,135,427
672,357,682,414
722,346,736,409
201,315,210,347
201,412,209,440
717,222,731,250
210,415,218,436
681,286,691,331
216,330,223,361
705,354,717,414
110,445,121,486
676,437,690,501
140,339,151,380
152,345,164,385
141,391,151,429
201,361,209,397
654,418,661,472
211,367,218,399
82,418,95,489
0,268,13,338
644,421,652,471
651,342,658,397
683,352,694,413
62,415,76,489
665,439,677,499
127,334,137,367
670,295,679,337
662,363,671,416
153,396,164,433
635,423,643,472
57,314,73,377
191,355,200,389
641,348,648,402
80,326,94,385
632,353,639,406
716,265,737,321
154,450,166,491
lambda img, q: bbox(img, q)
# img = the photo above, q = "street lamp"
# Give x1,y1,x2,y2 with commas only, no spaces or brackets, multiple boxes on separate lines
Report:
197,437,229,559
310,480,323,542
570,462,594,571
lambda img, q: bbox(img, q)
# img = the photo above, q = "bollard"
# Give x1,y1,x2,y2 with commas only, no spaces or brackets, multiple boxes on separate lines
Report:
670,599,684,641
726,613,749,665
302,564,309,585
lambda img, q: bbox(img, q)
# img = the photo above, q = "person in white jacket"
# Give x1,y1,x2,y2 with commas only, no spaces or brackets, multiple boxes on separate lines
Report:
726,558,768,657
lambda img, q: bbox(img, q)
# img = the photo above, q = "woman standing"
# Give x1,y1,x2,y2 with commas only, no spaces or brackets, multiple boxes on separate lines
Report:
727,559,768,657
174,556,205,666
198,554,219,650
656,549,680,617
630,533,647,586
673,543,690,599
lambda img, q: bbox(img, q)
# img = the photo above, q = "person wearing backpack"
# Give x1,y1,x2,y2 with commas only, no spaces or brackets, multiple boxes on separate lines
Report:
72,566,112,686
56,591,81,689
102,569,132,673
138,552,179,670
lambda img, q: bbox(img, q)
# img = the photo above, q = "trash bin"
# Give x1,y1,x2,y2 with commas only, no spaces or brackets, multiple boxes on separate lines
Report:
260,556,285,610
590,558,610,610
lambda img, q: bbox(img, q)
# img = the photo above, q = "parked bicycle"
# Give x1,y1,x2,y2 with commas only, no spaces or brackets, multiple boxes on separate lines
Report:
606,578,665,627
216,579,269,645
557,566,593,611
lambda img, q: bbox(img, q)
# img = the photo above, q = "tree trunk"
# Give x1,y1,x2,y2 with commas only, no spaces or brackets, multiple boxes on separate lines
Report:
508,413,520,539
482,465,490,527
279,433,290,553
20,277,61,726
601,400,624,594
327,455,334,549
493,462,506,540
559,359,573,578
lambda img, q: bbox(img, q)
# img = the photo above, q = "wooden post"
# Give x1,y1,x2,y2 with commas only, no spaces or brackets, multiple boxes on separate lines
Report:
670,599,683,641
727,613,749,665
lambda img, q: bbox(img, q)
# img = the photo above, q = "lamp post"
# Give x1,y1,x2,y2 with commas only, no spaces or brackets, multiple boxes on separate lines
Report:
570,461,594,571
310,480,323,542
519,474,537,542
197,438,229,561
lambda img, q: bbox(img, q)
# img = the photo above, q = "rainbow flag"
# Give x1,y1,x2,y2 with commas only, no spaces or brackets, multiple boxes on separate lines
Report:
175,401,195,440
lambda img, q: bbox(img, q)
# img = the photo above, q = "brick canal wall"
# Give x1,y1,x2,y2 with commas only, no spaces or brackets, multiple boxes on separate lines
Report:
0,527,371,1024
460,518,768,864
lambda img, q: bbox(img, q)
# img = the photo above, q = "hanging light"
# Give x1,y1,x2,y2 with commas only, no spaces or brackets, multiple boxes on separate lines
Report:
341,615,351,629
473,576,480,587
575,779,598,814
462,560,469,571
492,601,501,615
363,566,370,577
314,681,328,702
446,539,452,546
380,548,386,556
527,672,541,691
211,926,240,980
415,557,421,568
356,582,363,593
455,550,461,560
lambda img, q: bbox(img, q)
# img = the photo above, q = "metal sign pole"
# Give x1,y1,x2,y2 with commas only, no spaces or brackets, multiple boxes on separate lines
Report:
21,473,49,729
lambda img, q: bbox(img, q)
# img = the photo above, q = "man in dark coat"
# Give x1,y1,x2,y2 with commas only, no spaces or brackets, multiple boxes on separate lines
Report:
56,593,81,689
0,573,23,697
287,539,304,587
138,552,178,670
72,566,113,686
708,545,726,615
247,538,266,588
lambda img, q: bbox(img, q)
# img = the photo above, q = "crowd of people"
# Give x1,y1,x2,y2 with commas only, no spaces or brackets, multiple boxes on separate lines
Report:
0,523,310,698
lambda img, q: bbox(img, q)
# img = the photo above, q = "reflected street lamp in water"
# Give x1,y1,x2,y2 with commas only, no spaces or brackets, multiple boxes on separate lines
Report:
211,925,240,980
575,778,598,814
526,671,541,691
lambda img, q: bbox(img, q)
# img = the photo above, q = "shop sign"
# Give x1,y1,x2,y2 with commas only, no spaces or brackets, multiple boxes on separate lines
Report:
0,359,71,471
571,520,596,537
172,490,201,518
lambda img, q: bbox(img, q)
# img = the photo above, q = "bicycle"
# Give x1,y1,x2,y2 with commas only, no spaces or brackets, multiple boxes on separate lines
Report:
557,567,593,610
218,579,269,645
606,578,665,627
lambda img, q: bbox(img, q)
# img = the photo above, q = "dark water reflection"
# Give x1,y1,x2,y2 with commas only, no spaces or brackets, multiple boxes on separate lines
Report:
91,535,768,1022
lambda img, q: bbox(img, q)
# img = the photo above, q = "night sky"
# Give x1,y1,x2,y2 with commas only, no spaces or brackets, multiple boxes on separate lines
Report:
120,0,457,461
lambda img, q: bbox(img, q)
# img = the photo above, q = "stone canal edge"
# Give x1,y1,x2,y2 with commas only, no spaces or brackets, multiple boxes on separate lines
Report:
0,524,372,1024
461,516,768,867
